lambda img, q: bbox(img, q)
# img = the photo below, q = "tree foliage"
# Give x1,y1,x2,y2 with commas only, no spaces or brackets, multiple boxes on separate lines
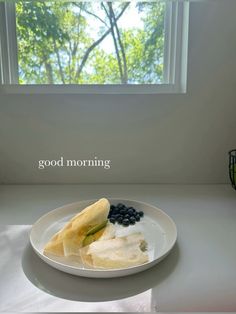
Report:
16,1,165,84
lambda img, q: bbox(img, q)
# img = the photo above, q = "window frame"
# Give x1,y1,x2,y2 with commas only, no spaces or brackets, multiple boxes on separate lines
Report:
0,1,189,94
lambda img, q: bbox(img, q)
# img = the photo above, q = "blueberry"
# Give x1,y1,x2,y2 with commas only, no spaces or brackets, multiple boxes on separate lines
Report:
128,208,134,215
114,214,121,221
117,203,124,209
110,205,116,210
110,214,116,220
124,214,130,219
112,208,119,215
120,209,126,215
122,218,129,226
135,214,140,222
129,216,136,224
117,216,123,224
139,211,144,217
109,217,116,224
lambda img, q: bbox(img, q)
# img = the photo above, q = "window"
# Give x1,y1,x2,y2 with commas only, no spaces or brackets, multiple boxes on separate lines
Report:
0,1,189,94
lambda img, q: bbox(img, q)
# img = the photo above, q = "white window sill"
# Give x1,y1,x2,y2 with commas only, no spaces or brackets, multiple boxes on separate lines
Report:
0,83,186,95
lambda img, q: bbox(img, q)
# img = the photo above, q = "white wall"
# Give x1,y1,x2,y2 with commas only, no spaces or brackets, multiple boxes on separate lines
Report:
0,1,236,184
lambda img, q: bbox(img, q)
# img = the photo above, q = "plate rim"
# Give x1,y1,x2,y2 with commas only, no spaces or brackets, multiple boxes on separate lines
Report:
30,198,177,274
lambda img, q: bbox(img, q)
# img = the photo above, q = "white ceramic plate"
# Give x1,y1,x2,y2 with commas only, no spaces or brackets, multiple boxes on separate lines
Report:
30,198,177,278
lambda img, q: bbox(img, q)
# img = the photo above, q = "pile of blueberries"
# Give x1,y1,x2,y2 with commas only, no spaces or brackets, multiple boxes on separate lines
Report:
108,203,144,226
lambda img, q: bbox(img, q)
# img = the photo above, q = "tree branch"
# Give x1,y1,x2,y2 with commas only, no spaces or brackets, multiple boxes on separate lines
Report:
73,3,108,27
53,38,65,84
44,61,54,84
75,2,130,80
103,2,123,82
108,2,128,83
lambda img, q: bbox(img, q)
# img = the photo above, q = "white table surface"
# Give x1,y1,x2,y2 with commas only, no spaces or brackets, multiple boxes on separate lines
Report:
0,184,236,312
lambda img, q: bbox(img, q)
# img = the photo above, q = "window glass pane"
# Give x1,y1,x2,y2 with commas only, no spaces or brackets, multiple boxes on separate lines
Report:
15,1,165,85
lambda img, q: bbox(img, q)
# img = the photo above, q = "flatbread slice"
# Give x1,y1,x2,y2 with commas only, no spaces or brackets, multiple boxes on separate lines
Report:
80,232,148,269
44,198,110,257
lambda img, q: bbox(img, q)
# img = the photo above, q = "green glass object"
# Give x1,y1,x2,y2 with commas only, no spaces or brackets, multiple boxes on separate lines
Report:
229,150,236,190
